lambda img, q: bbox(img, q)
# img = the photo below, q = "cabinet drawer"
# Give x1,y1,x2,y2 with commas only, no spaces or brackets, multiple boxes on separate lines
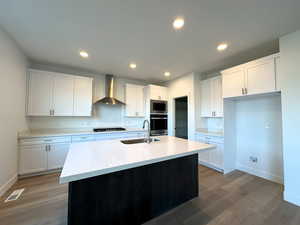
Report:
195,133,224,144
19,136,71,146
208,136,224,144
71,135,95,142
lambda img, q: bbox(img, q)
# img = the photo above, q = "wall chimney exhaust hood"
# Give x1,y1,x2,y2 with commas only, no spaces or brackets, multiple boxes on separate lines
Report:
94,74,125,105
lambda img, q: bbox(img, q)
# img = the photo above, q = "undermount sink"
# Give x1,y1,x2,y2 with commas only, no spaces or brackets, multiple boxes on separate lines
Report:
121,138,160,144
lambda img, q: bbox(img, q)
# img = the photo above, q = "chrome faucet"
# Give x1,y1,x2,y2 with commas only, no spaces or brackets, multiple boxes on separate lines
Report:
143,119,151,143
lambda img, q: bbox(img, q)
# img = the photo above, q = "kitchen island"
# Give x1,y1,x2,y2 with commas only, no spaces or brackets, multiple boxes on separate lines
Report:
60,136,214,225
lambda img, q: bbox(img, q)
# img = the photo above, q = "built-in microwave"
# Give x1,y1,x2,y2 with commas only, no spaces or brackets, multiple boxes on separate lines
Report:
150,100,168,114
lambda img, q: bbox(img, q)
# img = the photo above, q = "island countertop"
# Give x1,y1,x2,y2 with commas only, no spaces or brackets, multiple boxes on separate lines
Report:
60,136,214,184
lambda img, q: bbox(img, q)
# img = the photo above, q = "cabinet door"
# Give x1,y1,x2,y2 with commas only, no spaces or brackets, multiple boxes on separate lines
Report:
135,85,145,117
159,87,168,101
125,84,138,117
47,143,70,170
27,70,53,116
200,149,210,164
245,57,276,95
149,85,168,101
125,84,145,117
52,74,74,116
200,79,212,117
73,77,93,116
211,76,223,117
222,67,245,98
209,142,224,170
19,145,47,175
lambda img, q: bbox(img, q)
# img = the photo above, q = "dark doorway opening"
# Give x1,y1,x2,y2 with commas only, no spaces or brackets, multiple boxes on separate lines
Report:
175,96,188,139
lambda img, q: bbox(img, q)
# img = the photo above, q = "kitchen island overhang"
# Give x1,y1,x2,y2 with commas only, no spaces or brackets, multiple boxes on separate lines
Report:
60,136,214,225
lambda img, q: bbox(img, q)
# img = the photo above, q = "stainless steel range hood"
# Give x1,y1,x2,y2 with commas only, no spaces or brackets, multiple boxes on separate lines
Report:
94,74,125,105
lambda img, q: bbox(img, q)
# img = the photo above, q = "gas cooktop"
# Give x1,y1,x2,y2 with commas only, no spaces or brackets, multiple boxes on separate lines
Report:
93,127,126,132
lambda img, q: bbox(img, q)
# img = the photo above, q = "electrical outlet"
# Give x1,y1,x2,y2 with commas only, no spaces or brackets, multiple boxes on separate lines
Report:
249,156,258,163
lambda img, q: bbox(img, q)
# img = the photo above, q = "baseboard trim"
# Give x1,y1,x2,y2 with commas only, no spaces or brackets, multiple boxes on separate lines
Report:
284,191,300,207
237,164,283,184
0,174,18,197
199,161,224,173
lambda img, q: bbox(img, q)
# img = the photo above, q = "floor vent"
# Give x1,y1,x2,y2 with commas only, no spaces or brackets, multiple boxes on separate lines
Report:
4,188,25,203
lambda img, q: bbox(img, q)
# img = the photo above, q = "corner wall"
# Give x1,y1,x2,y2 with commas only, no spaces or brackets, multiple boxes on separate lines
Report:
279,30,300,206
0,27,28,196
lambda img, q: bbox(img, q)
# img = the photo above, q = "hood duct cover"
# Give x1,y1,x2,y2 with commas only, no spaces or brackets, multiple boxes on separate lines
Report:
94,74,125,105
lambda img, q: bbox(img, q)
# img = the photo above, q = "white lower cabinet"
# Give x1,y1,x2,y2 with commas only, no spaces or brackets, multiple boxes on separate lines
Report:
19,145,48,175
19,131,146,175
195,133,224,172
47,143,70,170
19,141,70,175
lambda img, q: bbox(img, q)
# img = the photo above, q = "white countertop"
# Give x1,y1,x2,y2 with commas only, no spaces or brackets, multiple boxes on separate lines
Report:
60,136,214,184
195,128,224,137
18,128,146,139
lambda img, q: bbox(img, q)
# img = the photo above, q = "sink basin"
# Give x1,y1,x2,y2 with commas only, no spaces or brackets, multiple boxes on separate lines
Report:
121,138,160,144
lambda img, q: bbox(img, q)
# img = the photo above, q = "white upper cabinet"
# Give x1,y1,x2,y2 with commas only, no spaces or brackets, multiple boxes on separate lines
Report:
200,76,223,117
125,84,145,117
211,76,223,117
245,56,275,95
52,74,74,116
222,54,278,98
200,79,212,117
27,70,53,116
27,69,93,117
148,85,168,101
222,66,245,98
73,77,93,116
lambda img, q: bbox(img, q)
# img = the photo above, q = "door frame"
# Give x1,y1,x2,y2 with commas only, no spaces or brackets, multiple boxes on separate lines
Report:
169,93,191,138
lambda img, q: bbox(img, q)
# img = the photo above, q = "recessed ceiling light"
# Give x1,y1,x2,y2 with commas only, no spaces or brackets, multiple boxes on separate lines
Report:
129,63,137,69
173,17,185,30
217,43,228,51
79,50,89,58
164,72,171,77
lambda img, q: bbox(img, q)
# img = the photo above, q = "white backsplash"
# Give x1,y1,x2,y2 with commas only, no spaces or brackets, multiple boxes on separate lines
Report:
27,104,145,130
200,117,224,132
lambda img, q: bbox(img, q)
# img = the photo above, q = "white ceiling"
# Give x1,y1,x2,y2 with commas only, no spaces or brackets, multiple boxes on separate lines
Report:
0,0,300,82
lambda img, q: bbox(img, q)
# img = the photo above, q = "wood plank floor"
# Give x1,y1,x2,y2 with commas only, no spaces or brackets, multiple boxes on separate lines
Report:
0,166,299,225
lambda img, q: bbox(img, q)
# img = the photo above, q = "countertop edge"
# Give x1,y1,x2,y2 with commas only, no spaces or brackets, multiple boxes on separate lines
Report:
59,145,215,184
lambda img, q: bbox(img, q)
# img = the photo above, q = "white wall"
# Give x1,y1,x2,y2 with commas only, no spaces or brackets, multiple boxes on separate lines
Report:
279,30,300,206
235,95,283,183
0,27,28,196
165,73,197,140
27,64,149,130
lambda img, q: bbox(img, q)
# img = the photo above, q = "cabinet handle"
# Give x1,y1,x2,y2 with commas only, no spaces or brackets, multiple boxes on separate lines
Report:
245,88,248,95
49,145,51,151
50,109,55,116
44,139,53,142
45,145,49,151
242,88,245,95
